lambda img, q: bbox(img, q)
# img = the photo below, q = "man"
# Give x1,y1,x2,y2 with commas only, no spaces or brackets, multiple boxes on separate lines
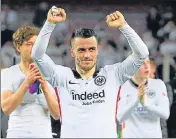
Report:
1,26,60,138
117,57,170,138
31,6,149,138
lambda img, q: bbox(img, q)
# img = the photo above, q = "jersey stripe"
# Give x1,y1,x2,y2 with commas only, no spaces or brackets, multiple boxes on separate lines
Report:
54,87,62,124
115,86,122,122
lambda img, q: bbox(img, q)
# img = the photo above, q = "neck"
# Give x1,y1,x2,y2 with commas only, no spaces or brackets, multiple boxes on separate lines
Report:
19,59,33,75
132,75,147,85
76,65,96,80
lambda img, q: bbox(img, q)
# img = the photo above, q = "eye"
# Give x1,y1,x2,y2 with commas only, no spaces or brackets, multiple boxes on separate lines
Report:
27,43,33,46
24,42,33,47
89,47,96,51
78,48,85,52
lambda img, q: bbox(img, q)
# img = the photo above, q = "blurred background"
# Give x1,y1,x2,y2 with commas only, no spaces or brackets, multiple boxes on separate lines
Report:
1,0,176,138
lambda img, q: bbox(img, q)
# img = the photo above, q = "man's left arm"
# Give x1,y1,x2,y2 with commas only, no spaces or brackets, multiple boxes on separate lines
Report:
106,11,149,84
143,80,170,120
36,81,60,120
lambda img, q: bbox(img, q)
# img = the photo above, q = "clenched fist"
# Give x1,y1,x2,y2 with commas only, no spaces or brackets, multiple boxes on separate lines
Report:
47,6,66,24
106,11,126,28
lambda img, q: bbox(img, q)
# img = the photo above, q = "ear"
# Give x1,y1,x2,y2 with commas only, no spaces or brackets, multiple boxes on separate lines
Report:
16,45,21,54
70,47,75,58
97,46,99,55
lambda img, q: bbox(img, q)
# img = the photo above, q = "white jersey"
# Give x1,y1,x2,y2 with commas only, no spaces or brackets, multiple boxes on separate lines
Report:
117,78,170,138
31,21,149,138
1,65,53,138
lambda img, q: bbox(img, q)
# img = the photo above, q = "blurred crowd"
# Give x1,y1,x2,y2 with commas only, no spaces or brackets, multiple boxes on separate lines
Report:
1,2,176,79
1,1,176,138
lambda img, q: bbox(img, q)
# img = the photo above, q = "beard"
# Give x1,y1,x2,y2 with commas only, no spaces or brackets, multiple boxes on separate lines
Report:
76,57,97,71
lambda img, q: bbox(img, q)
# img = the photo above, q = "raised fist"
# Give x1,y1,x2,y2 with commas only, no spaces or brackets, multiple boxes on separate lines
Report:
47,6,66,24
106,11,126,28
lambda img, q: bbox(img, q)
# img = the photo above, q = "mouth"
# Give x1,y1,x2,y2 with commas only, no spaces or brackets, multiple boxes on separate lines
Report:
82,60,93,65
83,60,92,63
144,71,149,74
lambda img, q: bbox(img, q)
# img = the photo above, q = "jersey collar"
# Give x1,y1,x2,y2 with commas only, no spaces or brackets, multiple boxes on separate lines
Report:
129,78,148,88
72,68,100,79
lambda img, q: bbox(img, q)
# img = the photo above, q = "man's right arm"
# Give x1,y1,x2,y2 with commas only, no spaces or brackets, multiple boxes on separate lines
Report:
1,66,43,115
1,81,30,115
31,21,58,86
1,69,30,115
32,7,66,87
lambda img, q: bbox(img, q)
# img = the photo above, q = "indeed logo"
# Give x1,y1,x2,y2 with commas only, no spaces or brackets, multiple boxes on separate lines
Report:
71,90,105,100
134,106,148,115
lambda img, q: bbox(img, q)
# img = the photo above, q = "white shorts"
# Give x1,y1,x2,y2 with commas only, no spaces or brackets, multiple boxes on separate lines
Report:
7,129,53,138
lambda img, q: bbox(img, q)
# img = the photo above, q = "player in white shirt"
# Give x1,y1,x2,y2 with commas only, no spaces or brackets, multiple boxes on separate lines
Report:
117,57,170,138
1,26,60,138
31,6,149,138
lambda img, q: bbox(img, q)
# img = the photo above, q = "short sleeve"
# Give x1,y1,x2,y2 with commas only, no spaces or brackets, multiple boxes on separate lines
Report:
1,69,14,93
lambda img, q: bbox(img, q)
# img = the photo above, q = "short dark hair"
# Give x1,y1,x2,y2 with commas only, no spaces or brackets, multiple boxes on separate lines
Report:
71,28,97,39
71,28,97,47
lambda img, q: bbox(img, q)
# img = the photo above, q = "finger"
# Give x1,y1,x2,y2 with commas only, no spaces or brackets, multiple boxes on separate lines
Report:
29,64,37,70
138,92,144,98
109,14,116,21
57,8,62,15
138,87,145,94
30,70,41,78
138,84,145,89
113,12,119,19
138,91,144,96
34,71,42,76
29,64,38,71
38,78,44,84
30,68,40,74
35,75,43,80
61,9,66,20
138,88,145,94
106,15,111,22
51,6,58,17
116,11,123,18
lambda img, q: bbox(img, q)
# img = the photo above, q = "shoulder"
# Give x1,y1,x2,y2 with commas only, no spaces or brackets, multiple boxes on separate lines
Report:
55,65,74,77
102,63,121,73
149,78,166,87
55,65,72,73
120,80,133,93
2,65,19,80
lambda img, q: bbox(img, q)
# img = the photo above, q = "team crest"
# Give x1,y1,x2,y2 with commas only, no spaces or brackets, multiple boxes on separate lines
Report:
147,90,155,98
94,76,106,86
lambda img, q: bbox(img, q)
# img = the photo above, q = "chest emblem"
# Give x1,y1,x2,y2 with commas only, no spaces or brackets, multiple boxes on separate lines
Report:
94,76,106,86
147,90,156,98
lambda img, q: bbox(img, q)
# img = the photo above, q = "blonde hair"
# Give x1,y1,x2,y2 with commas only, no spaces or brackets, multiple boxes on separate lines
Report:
13,26,39,54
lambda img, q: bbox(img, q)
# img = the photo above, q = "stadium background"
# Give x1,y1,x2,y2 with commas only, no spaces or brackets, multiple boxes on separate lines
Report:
1,0,176,138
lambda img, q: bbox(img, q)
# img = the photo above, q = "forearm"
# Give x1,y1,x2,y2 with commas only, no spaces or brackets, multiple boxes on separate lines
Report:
119,23,149,58
117,95,139,123
32,21,56,60
2,81,29,115
144,104,170,120
31,21,59,86
42,89,60,120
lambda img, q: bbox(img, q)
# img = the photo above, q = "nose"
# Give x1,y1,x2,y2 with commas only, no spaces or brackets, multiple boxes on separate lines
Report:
144,64,150,70
83,51,90,58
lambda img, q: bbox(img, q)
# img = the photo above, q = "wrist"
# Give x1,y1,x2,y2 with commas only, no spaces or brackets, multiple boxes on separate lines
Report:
46,20,57,25
40,84,49,94
47,20,57,24
117,21,127,29
23,80,31,88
